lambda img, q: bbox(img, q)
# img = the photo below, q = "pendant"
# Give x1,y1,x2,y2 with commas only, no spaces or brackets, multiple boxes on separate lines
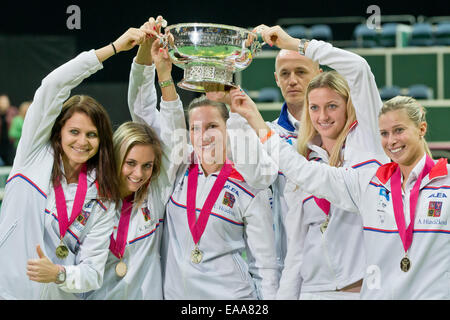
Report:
115,260,128,277
191,245,203,264
400,255,411,272
320,217,329,233
55,240,69,259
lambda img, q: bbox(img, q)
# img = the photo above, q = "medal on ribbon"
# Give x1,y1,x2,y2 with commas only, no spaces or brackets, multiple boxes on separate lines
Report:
313,196,331,233
391,155,435,272
53,163,88,259
186,160,233,264
109,194,134,277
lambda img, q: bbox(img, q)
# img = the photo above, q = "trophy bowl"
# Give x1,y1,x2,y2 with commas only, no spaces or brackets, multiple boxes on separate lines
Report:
165,23,262,92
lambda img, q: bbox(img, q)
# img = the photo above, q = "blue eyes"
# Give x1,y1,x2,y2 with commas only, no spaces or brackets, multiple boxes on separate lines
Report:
309,104,338,111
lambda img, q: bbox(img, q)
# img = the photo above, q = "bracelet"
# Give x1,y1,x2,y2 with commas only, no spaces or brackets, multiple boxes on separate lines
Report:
159,78,174,88
110,42,117,55
260,130,275,144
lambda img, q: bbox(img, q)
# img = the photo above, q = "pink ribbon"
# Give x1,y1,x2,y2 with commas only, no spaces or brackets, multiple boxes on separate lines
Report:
186,160,233,245
109,194,134,259
391,155,435,253
313,197,330,216
54,163,88,240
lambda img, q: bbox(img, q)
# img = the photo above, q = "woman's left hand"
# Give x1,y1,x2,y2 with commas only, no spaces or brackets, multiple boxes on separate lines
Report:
27,245,59,283
151,36,172,79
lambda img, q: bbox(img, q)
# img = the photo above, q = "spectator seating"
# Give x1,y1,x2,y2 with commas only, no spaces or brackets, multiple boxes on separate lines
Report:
310,24,333,41
435,21,450,45
353,23,378,48
407,84,433,99
380,23,398,47
408,23,434,46
379,85,401,100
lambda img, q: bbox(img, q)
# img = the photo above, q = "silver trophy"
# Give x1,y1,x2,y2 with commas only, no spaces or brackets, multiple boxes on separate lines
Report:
164,23,263,92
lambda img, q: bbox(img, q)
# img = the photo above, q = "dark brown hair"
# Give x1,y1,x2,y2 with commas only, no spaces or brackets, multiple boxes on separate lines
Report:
49,95,121,203
187,95,229,123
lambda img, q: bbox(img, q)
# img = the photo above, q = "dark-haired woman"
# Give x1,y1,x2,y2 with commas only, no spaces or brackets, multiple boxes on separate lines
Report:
0,26,151,299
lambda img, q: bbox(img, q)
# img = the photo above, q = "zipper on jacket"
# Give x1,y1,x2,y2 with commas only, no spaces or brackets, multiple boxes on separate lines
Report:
321,225,339,289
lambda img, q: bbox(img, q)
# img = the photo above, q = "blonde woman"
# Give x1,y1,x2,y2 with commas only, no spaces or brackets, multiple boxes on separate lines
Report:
229,25,390,299
232,89,450,299
84,16,184,299
232,23,449,301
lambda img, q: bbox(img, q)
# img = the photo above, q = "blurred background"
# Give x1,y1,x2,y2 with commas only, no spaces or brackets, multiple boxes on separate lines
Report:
1,0,450,203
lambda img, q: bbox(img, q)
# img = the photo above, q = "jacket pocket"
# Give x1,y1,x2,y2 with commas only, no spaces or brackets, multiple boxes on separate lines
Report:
0,220,18,249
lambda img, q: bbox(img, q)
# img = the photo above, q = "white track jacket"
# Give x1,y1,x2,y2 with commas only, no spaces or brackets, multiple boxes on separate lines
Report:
84,61,184,299
278,40,390,298
0,50,115,299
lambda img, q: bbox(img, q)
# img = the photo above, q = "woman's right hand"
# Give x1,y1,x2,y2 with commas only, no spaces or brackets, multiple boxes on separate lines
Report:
229,87,270,136
252,24,299,51
151,34,173,80
136,16,166,65
112,27,151,53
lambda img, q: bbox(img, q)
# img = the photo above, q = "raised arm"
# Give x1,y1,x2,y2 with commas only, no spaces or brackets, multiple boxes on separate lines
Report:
229,87,370,214
127,18,187,197
256,25,386,158
15,27,151,173
206,90,278,189
305,40,385,157
127,17,163,132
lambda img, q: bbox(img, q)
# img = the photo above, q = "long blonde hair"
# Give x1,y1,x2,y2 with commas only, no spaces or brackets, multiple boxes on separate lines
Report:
113,122,162,207
380,96,432,157
297,71,356,167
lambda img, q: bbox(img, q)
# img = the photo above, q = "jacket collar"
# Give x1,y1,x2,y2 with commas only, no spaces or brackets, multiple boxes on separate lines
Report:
376,157,448,185
277,103,296,132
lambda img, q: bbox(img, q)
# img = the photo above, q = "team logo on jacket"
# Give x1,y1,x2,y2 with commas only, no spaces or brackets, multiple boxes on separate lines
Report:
222,192,236,208
428,201,442,217
76,210,91,226
142,207,151,222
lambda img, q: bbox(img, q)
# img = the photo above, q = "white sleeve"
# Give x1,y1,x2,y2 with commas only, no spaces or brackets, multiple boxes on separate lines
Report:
227,112,279,189
60,202,115,293
154,97,188,201
13,50,103,171
127,59,187,198
127,59,160,134
306,40,386,158
263,135,369,214
276,186,307,299
244,188,280,300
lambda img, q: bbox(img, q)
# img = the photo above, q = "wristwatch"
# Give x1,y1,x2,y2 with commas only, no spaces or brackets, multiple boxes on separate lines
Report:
158,78,174,88
55,265,66,284
298,38,308,55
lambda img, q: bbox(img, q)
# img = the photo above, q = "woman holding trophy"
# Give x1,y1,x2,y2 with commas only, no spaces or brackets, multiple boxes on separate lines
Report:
136,24,280,300
84,16,185,300
227,26,450,300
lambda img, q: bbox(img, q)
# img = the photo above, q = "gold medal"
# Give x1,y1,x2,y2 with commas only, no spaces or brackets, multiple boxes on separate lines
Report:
400,256,411,272
55,240,69,259
320,217,329,233
191,245,203,264
115,260,127,277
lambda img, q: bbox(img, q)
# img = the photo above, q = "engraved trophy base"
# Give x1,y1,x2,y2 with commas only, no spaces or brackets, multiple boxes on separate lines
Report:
178,64,236,92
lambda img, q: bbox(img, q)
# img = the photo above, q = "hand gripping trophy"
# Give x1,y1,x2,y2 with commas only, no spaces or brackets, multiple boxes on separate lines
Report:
159,22,264,92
